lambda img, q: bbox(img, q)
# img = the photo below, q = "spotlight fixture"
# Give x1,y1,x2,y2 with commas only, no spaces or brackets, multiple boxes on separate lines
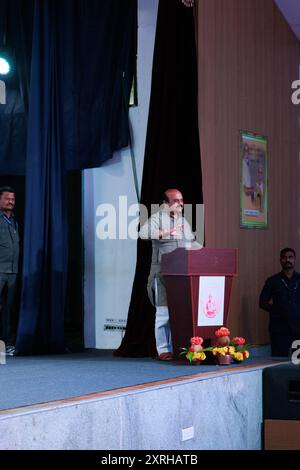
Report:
0,48,14,77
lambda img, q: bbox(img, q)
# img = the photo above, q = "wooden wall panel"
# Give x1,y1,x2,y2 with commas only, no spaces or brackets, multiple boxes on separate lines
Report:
197,0,300,343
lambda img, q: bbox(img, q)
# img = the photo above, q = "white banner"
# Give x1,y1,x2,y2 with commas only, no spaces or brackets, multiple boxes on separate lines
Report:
198,276,225,326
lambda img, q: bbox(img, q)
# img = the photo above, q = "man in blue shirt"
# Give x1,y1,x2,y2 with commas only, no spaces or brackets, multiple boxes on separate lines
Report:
259,247,300,357
0,187,20,356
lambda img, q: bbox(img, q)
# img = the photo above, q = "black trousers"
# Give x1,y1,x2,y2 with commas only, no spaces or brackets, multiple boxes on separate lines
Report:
0,273,18,346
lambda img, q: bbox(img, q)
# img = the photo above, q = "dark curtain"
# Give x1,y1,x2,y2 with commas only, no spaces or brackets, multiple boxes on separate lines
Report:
61,0,137,170
16,0,67,353
9,0,34,116
64,171,84,351
14,0,137,354
0,0,34,175
115,0,203,357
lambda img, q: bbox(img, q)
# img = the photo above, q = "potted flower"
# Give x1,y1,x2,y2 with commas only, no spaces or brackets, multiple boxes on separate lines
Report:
180,336,207,364
212,345,235,364
212,328,250,365
213,327,232,364
231,337,250,362
180,329,250,365
215,326,231,346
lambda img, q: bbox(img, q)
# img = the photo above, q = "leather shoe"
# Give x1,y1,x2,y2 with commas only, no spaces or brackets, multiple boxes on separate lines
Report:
158,352,173,361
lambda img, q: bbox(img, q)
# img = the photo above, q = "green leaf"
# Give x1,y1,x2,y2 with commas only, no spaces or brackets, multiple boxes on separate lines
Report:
186,352,194,363
179,349,188,356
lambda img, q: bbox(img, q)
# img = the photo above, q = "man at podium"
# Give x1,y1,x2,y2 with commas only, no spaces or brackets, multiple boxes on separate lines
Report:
139,188,201,361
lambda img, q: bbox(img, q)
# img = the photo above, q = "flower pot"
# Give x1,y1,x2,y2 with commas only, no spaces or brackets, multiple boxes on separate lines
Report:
218,335,230,346
216,354,232,365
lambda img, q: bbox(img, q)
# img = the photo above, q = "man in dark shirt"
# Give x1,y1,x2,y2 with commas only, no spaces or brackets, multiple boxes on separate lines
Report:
259,247,300,357
0,187,20,356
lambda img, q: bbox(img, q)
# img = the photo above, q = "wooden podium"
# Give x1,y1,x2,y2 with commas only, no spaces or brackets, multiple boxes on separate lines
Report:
161,247,238,358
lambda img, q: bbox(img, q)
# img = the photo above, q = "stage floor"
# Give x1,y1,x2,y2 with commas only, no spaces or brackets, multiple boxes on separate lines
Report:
0,349,287,412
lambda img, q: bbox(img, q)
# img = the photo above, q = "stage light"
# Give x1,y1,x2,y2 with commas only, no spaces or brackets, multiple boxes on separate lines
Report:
0,48,14,77
0,57,10,75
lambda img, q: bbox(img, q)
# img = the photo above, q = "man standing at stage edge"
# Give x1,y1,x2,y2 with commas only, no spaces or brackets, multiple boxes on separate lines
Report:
259,247,300,357
139,188,201,361
0,187,20,356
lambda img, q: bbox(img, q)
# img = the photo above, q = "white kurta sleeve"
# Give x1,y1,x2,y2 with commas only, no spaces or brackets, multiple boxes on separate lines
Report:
139,212,161,240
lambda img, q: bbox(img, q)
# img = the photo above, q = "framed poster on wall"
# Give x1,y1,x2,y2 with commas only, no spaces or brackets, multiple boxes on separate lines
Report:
240,131,268,228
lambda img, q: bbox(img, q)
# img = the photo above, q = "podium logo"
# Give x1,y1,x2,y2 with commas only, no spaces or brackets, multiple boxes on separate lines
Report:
291,340,300,365
0,340,6,365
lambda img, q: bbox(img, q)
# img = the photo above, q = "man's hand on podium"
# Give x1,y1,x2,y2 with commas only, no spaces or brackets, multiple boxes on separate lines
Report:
158,224,184,238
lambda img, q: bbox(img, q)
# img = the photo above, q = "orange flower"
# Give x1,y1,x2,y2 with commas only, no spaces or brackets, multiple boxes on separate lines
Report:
232,337,245,346
215,327,230,338
190,336,203,346
181,332,250,365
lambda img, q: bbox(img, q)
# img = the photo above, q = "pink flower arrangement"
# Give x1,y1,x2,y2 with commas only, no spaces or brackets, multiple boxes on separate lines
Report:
215,327,230,338
232,337,246,346
180,336,206,363
181,327,250,364
212,327,250,362
215,327,231,346
190,336,204,350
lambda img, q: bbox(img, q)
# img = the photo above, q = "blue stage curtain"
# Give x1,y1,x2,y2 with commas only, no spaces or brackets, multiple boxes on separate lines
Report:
0,0,34,175
15,0,137,354
61,0,137,170
16,0,67,353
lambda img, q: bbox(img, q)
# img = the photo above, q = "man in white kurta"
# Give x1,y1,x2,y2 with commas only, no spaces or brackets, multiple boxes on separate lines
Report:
139,189,201,360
